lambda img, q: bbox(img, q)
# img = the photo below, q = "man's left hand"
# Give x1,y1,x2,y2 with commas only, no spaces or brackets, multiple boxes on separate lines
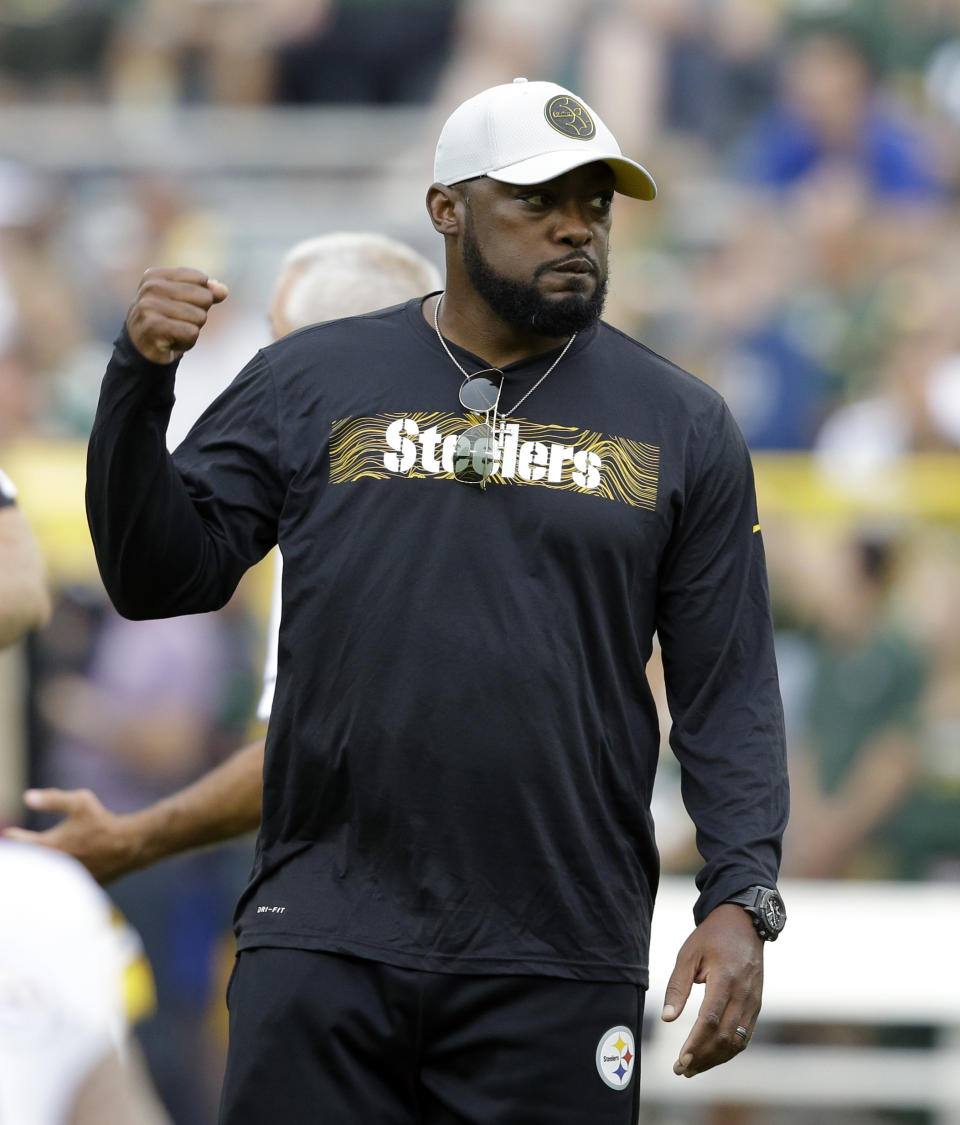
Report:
660,903,763,1077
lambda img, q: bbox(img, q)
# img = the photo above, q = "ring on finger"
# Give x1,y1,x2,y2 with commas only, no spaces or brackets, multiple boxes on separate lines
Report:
734,1025,749,1042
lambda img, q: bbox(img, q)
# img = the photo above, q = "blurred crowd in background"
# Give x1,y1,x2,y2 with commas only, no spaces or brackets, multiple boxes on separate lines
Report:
1,1,960,1123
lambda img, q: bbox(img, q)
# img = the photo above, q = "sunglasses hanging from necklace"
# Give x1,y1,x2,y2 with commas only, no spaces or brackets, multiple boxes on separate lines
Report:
432,293,577,489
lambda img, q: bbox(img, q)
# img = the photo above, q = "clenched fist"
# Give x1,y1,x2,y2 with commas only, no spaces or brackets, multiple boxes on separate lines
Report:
126,266,229,365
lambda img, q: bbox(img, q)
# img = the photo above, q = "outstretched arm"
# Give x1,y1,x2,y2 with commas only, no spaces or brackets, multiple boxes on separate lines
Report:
4,738,264,883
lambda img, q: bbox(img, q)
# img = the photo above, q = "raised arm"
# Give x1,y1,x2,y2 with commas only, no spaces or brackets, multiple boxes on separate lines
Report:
86,268,281,620
5,738,264,883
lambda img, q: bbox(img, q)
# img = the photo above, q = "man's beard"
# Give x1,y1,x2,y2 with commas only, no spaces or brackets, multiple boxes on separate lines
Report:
461,216,607,337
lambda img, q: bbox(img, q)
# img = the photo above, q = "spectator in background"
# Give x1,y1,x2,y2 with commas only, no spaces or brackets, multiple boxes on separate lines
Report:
274,0,460,105
780,164,903,413
608,181,834,451
0,0,120,102
814,250,960,481
107,0,327,105
636,0,781,151
898,535,960,880
814,0,960,83
0,162,86,436
0,466,51,648
679,196,827,450
108,0,461,108
734,25,946,201
778,530,928,881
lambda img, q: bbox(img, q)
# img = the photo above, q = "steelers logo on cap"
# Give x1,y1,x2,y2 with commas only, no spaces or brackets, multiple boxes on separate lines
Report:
545,95,596,139
595,1025,636,1091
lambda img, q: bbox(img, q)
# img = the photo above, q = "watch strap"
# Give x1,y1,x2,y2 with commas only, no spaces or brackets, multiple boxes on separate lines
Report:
723,885,785,941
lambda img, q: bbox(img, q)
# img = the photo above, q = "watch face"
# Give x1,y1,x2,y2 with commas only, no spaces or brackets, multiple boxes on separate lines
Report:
760,891,786,933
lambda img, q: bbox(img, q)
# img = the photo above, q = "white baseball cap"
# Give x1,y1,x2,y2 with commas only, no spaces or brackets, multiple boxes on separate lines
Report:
434,78,657,201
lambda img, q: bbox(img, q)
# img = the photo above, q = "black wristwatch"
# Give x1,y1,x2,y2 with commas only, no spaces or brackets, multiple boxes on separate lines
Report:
723,885,786,941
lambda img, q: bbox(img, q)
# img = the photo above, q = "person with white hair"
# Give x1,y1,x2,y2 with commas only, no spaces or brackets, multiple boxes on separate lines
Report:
7,232,440,883
271,232,443,335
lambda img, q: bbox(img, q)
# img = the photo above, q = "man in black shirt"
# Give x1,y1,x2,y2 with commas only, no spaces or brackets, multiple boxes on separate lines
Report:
86,79,789,1124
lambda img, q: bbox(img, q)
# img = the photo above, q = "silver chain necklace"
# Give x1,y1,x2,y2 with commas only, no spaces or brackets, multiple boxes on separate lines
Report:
432,293,577,418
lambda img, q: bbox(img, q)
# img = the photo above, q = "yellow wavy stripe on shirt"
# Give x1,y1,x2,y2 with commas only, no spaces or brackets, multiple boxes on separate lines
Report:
330,413,661,509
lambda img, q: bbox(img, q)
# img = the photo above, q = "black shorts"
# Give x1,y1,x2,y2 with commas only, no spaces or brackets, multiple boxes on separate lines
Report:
219,948,645,1124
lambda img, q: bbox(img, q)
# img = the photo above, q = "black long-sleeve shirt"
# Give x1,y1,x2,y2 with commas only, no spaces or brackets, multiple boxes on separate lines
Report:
87,299,788,985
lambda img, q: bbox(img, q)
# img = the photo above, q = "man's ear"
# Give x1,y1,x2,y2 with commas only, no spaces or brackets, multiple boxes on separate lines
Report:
426,183,463,236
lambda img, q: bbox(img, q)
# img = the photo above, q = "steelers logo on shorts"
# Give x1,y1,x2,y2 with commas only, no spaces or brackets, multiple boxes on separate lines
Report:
545,95,596,139
595,1025,636,1091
